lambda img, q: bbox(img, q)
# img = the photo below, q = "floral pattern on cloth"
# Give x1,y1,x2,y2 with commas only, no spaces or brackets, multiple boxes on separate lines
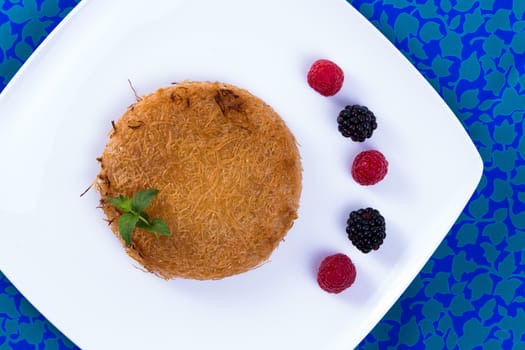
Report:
1,0,524,349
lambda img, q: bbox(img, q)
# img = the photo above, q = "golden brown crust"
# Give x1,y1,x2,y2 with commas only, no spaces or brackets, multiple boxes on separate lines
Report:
96,81,302,280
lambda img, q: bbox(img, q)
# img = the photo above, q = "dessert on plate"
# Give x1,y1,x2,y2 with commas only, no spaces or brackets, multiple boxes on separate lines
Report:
96,81,302,280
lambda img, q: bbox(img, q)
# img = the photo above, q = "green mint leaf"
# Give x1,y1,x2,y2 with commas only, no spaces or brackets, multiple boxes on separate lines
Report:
135,212,151,229
118,213,140,245
107,195,132,212
131,189,159,213
135,211,150,225
150,219,171,236
107,189,169,243
139,218,171,236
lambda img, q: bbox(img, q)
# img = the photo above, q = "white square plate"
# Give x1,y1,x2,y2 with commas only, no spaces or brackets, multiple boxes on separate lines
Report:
0,0,482,349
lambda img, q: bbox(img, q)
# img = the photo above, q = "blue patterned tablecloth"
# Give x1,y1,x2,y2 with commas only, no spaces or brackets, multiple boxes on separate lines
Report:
1,1,524,349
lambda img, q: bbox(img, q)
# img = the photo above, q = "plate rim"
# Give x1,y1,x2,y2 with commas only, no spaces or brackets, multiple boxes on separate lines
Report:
0,0,484,349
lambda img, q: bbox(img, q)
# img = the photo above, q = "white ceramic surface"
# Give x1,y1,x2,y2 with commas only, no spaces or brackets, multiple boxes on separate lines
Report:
0,0,482,349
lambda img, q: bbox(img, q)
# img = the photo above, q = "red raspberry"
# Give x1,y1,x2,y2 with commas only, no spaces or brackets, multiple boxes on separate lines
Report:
317,253,356,294
351,150,388,185
307,59,344,96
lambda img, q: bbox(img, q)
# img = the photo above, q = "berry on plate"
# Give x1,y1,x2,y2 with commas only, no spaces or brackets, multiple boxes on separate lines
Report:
317,253,356,293
337,105,377,142
307,59,344,96
351,150,388,185
346,208,386,253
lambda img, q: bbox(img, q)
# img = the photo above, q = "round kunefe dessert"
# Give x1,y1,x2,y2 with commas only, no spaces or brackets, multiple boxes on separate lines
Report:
96,81,302,280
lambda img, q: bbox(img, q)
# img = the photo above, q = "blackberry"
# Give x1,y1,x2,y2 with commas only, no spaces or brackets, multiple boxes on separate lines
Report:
346,208,386,253
337,105,377,142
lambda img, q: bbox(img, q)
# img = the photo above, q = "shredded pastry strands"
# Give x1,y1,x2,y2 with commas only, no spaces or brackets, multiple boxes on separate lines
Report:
96,81,302,280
